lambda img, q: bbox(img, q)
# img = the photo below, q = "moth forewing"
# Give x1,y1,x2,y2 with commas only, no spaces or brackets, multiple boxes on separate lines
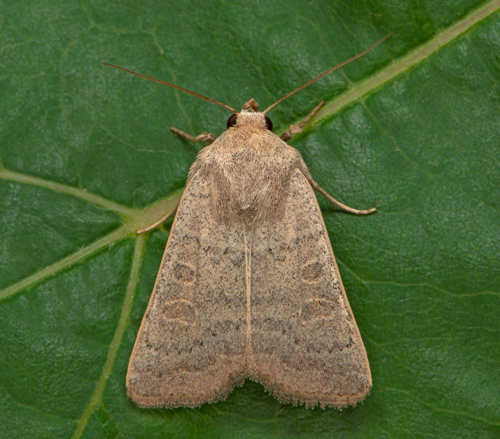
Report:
126,171,247,408
248,168,371,408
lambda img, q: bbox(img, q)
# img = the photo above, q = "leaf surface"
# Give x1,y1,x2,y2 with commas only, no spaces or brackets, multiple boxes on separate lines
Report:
1,1,499,438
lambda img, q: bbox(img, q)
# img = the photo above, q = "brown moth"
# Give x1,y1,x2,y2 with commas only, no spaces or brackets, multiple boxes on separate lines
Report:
104,33,390,409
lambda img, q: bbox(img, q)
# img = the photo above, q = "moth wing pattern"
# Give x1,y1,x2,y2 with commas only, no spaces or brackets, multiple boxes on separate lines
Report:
249,168,372,408
126,171,247,408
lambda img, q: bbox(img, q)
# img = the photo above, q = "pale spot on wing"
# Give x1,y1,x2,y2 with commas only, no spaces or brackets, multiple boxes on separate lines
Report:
161,299,197,325
301,298,337,321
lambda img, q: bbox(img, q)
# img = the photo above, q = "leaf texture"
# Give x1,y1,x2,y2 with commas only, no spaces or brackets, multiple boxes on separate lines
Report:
0,1,499,438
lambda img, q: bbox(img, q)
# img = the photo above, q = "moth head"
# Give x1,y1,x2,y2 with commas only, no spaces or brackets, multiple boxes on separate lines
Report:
226,99,273,131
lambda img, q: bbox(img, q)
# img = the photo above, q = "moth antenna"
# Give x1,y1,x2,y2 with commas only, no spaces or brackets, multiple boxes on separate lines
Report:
102,63,238,114
262,33,392,115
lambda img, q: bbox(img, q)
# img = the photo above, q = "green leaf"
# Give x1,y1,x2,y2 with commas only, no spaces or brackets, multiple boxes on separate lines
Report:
1,1,499,438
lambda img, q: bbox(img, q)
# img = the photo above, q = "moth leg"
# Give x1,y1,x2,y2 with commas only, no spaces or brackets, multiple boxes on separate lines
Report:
280,101,325,142
170,127,216,144
136,203,179,234
308,178,377,215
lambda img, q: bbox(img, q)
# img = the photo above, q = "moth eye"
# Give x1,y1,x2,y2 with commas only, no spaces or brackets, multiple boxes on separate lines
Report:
264,116,273,131
227,114,238,128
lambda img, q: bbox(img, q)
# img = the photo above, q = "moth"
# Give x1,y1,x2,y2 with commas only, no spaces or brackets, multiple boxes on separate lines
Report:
104,33,390,409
